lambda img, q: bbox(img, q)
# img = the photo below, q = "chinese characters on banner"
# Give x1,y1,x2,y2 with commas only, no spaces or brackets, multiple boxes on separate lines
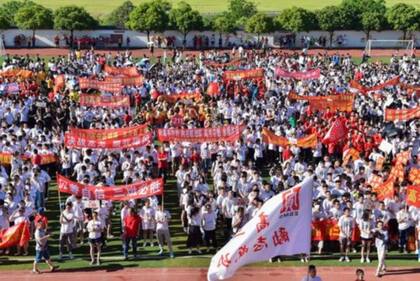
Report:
261,128,317,148
103,65,140,77
104,76,143,86
384,107,420,122
79,78,123,94
311,219,341,241
275,68,320,80
207,178,313,281
0,153,57,166
157,91,202,104
349,76,400,94
288,92,355,112
157,125,244,143
222,69,264,81
79,94,130,108
69,124,149,140
57,174,163,201
64,132,152,149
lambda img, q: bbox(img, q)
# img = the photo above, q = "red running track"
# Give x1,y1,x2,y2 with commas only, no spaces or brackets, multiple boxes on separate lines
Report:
1,267,419,281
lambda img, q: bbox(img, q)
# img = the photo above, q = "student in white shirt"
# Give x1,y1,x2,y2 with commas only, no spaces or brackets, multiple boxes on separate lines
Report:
338,207,354,262
155,204,174,258
201,203,217,252
59,202,75,260
359,211,374,263
86,211,103,265
374,220,388,277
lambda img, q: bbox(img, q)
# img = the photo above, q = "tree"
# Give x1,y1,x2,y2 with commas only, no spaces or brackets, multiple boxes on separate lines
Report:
54,6,98,47
276,7,318,33
340,0,386,30
213,12,236,36
170,1,203,47
245,13,273,40
127,0,171,42
228,0,257,25
317,6,345,47
361,11,385,40
105,1,134,28
387,3,420,39
14,2,53,47
0,9,11,31
1,0,32,26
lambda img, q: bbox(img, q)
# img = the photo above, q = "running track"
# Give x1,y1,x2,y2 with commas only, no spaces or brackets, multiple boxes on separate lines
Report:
2,267,419,281
4,48,416,58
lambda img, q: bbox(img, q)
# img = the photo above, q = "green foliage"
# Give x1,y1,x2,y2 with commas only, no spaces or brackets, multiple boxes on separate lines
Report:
361,11,386,38
276,7,318,33
213,12,236,34
169,1,203,36
104,1,134,28
317,6,345,32
0,8,11,30
127,0,171,39
1,0,34,26
340,0,387,30
14,2,53,31
54,6,97,31
245,13,274,36
387,3,420,38
228,0,257,24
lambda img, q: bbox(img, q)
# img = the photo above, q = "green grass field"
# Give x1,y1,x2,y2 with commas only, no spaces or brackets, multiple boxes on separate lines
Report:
0,0,419,17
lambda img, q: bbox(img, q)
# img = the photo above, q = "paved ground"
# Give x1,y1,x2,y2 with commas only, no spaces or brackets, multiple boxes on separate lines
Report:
1,267,419,281
4,48,415,58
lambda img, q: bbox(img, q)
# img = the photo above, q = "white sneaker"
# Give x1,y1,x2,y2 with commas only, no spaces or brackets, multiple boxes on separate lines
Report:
300,258,305,263
188,249,192,255
170,253,174,258
339,256,345,262
150,242,154,247
69,253,74,260
143,242,147,247
360,258,365,263
345,256,351,262
366,257,371,263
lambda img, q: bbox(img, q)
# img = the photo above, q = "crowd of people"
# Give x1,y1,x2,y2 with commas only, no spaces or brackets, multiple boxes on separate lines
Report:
0,47,418,277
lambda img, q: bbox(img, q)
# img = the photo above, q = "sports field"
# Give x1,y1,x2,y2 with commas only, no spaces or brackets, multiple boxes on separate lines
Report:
0,0,419,16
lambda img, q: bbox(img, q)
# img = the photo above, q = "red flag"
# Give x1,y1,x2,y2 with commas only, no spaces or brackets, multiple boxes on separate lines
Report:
406,185,420,208
373,177,394,201
322,118,348,145
0,222,30,249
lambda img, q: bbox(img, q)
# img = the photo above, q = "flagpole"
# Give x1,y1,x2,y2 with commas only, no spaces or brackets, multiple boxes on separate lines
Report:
56,173,63,213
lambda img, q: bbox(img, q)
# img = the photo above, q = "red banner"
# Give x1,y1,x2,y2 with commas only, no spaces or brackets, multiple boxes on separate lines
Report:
0,69,32,79
409,168,420,185
0,222,30,249
384,107,420,122
64,132,152,149
207,82,220,96
289,93,354,112
373,176,395,201
104,65,139,77
104,76,143,86
406,185,420,208
79,94,130,108
312,219,340,241
0,153,56,166
79,78,122,94
223,68,264,81
157,91,202,103
276,68,320,80
69,124,148,140
57,174,163,201
350,76,400,94
157,125,244,143
262,128,317,148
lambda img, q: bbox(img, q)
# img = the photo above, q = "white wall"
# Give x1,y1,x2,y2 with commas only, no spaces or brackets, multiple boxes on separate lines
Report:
2,29,420,49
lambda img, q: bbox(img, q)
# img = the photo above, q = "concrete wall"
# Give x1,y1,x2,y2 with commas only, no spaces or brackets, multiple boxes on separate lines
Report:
2,29,420,49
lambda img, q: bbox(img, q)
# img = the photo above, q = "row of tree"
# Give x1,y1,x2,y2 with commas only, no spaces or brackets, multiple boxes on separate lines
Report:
0,0,419,47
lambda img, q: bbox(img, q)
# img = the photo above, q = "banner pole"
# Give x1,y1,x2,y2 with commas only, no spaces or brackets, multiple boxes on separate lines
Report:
56,173,63,213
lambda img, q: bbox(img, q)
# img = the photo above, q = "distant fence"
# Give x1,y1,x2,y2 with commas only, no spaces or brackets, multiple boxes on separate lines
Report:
2,29,419,49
